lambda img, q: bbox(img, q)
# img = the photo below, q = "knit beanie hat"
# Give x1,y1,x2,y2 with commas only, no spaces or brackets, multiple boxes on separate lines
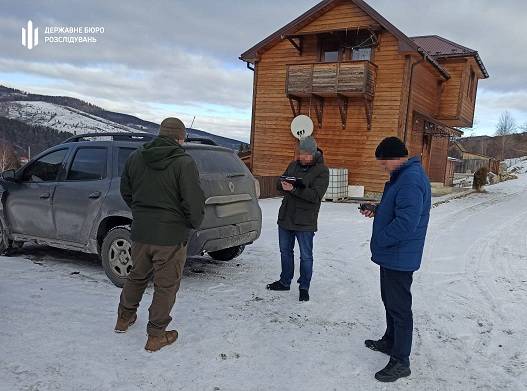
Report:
159,117,186,141
375,137,408,159
298,136,318,155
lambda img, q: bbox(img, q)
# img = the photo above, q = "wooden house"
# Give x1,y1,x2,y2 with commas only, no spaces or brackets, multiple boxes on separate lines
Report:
239,0,488,193
448,141,499,174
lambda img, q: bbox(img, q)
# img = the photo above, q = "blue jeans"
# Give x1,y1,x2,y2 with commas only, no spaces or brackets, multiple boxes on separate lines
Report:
278,226,315,290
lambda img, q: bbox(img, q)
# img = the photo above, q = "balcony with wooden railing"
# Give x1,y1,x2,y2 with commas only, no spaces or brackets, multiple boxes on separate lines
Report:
285,60,377,129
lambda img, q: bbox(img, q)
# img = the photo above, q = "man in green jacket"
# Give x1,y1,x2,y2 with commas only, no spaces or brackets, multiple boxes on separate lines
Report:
114,117,205,352
266,136,329,301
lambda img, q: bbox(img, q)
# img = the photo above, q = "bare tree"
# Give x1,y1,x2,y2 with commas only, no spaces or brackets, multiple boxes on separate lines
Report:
0,143,20,172
496,111,516,136
495,111,517,160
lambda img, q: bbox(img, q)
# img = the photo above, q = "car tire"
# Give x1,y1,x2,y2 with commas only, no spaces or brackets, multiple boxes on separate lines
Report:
101,227,133,288
208,245,245,261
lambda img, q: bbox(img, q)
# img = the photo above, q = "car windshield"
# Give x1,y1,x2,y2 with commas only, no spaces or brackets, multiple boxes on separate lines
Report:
187,149,246,176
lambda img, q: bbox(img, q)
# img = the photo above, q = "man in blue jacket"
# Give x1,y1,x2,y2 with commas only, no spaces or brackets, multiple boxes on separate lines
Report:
361,137,431,382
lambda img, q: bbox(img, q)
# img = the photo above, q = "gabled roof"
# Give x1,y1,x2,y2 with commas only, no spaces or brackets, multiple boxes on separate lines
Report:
411,35,489,78
239,0,450,79
453,141,494,159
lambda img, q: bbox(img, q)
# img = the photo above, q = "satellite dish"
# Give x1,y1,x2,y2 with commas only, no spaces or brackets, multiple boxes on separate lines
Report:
291,115,314,140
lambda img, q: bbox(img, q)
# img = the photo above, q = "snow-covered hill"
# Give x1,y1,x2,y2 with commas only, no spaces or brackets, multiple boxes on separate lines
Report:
0,85,247,150
0,101,140,135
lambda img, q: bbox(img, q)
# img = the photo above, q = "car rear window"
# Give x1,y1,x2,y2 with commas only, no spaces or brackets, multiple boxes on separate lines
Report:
187,149,246,175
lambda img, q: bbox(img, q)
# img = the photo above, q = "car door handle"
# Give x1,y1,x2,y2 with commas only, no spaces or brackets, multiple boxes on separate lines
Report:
39,192,51,199
88,191,102,199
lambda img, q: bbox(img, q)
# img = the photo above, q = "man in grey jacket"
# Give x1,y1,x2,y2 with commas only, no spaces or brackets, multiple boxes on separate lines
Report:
266,136,329,301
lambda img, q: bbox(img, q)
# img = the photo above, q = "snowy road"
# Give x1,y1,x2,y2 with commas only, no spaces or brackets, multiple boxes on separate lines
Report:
1,176,526,391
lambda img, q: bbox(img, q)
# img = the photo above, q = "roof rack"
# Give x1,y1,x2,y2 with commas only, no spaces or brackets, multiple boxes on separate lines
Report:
62,132,155,144
185,137,218,146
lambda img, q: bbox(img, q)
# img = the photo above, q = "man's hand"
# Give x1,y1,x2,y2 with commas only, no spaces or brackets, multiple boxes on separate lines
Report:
360,203,376,218
281,181,294,192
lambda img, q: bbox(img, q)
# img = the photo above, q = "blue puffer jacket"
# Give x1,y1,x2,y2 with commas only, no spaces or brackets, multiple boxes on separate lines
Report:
370,157,432,271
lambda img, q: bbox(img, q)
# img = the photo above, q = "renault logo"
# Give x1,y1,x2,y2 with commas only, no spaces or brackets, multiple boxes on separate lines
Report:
228,181,235,193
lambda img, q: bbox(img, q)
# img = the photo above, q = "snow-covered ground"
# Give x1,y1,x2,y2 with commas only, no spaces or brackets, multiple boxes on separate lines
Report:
505,156,527,174
0,101,140,135
1,176,527,391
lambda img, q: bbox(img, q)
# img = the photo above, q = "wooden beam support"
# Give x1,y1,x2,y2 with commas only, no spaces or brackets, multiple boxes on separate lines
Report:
364,99,373,130
287,37,303,55
312,95,324,128
288,96,302,117
337,94,348,129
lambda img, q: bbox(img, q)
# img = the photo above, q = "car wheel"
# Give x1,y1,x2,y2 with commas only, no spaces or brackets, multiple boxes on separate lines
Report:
208,245,245,261
101,227,133,288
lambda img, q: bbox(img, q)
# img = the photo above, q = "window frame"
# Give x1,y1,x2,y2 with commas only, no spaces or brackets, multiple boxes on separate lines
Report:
64,146,109,182
20,148,70,183
468,69,477,102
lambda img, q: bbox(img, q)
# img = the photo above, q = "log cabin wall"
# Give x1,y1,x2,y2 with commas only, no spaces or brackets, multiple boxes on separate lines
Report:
406,63,449,183
251,1,407,193
438,57,480,127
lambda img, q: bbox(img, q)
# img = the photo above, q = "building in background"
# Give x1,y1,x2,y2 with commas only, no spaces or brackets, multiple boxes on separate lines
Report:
240,0,488,193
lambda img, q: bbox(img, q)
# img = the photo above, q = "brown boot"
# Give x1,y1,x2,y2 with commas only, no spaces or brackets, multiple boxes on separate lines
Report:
144,330,179,352
114,313,137,333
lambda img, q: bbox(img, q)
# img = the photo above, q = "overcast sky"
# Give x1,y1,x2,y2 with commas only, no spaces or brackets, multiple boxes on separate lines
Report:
0,0,525,141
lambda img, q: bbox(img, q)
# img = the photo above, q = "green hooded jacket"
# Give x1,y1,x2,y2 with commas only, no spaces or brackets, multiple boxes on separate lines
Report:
120,136,205,246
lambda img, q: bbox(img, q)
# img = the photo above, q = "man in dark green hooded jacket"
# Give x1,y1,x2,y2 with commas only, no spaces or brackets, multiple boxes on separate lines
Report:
114,117,205,352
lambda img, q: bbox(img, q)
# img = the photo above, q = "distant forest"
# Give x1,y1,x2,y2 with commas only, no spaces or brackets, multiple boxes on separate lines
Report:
457,132,527,160
0,117,73,157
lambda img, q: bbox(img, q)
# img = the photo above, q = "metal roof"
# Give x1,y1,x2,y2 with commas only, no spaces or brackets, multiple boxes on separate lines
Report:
411,35,489,78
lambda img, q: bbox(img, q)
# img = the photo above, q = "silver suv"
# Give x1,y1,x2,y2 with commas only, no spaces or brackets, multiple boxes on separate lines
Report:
0,133,262,286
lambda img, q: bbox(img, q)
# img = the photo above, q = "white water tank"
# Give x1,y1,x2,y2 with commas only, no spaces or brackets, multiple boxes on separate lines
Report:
324,168,348,200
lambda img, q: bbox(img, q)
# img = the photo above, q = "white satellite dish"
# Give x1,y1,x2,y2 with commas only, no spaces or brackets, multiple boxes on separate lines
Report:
291,115,314,140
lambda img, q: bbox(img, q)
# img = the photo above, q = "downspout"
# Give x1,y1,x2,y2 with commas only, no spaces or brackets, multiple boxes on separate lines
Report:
403,57,424,143
247,60,258,172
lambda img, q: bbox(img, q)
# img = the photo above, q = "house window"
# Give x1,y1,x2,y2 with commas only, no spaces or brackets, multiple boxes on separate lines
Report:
318,31,375,63
319,36,341,62
467,69,476,100
323,49,340,62
352,47,372,61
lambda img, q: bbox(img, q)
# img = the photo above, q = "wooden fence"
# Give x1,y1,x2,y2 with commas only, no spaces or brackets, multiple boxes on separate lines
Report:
454,158,500,174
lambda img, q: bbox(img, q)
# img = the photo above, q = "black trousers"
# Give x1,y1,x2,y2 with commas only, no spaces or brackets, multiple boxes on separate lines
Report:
380,266,414,367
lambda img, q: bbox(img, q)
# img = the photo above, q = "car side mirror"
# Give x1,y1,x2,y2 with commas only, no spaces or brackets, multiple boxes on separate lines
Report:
2,169,17,182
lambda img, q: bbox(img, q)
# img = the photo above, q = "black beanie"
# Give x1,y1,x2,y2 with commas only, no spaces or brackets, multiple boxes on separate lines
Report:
375,137,409,159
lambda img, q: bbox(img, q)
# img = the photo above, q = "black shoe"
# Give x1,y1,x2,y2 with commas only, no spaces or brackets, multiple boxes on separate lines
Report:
299,288,309,301
365,339,392,355
266,280,290,291
374,358,411,383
